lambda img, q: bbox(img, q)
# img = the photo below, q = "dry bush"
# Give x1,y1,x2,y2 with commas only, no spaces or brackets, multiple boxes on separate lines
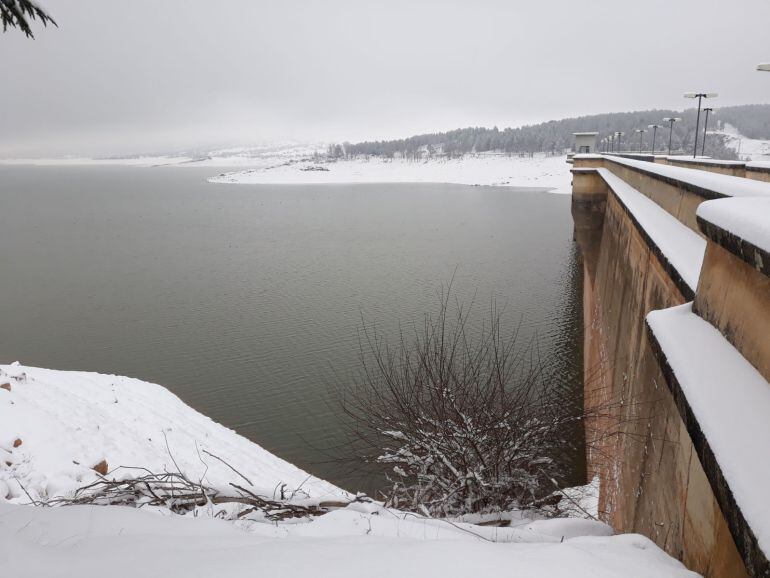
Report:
338,286,586,517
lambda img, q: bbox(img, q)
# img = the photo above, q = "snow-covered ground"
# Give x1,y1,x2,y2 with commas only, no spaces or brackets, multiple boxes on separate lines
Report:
0,362,700,577
715,123,770,162
208,153,572,194
0,499,699,578
0,363,342,504
0,149,573,194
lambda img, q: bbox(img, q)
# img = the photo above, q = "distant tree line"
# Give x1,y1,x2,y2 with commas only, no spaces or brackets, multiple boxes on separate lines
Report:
715,104,770,140
330,104,770,161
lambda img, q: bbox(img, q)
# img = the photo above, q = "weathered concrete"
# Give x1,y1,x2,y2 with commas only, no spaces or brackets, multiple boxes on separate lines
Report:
746,165,770,183
570,155,762,577
694,241,770,381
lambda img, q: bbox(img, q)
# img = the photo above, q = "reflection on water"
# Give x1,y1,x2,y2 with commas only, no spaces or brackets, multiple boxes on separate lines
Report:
0,166,582,492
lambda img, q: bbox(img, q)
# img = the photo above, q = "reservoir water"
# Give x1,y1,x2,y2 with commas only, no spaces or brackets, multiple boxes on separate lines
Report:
0,165,583,492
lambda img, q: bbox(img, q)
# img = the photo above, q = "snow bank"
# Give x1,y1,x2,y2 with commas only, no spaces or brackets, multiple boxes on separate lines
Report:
0,499,700,578
208,154,573,194
0,363,343,503
697,197,770,253
647,304,770,555
597,168,706,291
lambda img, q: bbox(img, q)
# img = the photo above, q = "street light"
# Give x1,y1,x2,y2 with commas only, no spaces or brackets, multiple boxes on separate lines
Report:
684,92,718,158
758,63,770,71
648,124,663,155
701,107,715,156
635,129,646,154
615,131,624,153
608,134,615,152
663,117,681,156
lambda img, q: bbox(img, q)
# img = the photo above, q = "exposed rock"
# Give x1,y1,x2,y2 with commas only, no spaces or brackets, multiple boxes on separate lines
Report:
12,438,22,448
0,383,10,392
92,459,108,475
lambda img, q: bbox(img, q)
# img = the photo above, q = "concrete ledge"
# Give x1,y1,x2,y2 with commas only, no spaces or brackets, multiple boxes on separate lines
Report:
747,162,770,174
593,168,705,299
609,153,658,162
604,155,770,201
647,304,770,577
696,198,770,277
664,157,746,178
746,163,770,183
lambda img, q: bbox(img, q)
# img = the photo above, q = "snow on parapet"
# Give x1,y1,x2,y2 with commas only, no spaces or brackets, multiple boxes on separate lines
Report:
697,197,770,256
606,155,770,199
647,303,770,557
597,168,706,293
0,364,343,504
664,157,746,168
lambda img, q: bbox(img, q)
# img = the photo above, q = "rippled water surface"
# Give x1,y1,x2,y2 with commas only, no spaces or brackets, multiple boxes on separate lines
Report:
0,166,582,491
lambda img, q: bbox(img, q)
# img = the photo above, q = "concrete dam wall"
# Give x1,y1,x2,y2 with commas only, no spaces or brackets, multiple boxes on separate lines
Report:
570,154,770,578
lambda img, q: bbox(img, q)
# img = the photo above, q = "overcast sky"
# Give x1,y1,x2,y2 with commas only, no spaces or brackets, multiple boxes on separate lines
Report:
2,0,770,156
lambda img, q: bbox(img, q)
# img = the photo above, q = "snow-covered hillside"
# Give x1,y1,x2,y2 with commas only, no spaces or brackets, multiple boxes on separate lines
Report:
0,363,701,577
716,123,770,162
209,153,572,194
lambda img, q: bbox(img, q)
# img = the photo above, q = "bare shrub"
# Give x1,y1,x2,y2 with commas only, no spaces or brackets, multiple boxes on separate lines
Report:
338,285,585,517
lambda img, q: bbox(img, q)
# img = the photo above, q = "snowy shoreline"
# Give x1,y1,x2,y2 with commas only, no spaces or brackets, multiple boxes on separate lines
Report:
208,154,573,194
0,152,574,195
0,362,700,577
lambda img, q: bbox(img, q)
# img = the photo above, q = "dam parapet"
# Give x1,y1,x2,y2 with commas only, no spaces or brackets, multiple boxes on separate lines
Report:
570,153,770,578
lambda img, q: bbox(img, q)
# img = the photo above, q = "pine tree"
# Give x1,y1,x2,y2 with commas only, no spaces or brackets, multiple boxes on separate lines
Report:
1,0,56,38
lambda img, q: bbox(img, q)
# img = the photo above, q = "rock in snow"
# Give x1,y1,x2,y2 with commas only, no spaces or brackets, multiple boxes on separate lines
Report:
0,363,700,577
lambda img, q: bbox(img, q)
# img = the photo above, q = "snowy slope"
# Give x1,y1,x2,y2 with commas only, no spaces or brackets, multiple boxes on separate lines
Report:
715,123,770,162
0,363,343,504
208,154,573,194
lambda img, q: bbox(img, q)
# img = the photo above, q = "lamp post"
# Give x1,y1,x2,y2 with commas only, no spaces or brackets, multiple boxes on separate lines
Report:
758,63,770,71
701,107,715,157
663,117,681,156
648,124,663,155
684,92,718,158
635,129,646,154
615,132,624,153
